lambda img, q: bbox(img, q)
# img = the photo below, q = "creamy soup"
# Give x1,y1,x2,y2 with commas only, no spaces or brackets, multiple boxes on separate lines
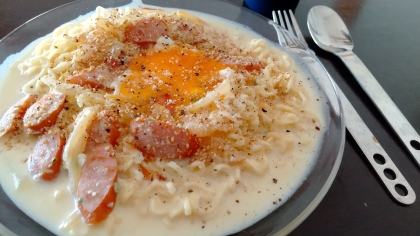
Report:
0,3,328,236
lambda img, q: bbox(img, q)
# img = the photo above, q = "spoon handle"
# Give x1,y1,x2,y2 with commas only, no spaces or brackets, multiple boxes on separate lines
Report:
335,82,415,205
336,51,420,167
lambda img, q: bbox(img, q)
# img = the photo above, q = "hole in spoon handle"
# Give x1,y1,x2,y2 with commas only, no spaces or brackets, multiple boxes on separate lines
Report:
407,139,420,166
410,140,420,150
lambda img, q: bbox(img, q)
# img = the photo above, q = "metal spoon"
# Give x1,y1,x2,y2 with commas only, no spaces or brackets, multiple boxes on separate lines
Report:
308,5,420,168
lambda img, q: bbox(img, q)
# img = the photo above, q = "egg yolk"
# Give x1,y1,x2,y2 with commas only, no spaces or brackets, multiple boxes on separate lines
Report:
120,46,227,111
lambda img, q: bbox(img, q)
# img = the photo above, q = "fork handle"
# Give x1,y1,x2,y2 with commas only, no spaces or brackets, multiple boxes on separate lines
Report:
336,82,415,205
336,50,420,167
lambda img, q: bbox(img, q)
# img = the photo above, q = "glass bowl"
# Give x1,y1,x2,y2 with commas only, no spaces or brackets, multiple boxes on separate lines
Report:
0,0,345,235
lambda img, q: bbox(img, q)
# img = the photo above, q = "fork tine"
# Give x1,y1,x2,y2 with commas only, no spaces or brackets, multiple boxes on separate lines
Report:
288,10,308,46
283,10,294,35
272,11,279,24
277,10,286,29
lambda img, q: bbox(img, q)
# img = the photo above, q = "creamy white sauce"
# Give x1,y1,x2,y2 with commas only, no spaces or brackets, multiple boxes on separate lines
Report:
0,4,328,236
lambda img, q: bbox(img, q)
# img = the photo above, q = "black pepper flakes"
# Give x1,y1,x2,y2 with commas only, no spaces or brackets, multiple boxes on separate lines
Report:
262,108,267,113
273,178,278,184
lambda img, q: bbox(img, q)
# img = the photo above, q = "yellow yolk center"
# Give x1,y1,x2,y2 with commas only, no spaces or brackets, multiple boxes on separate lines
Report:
120,46,227,110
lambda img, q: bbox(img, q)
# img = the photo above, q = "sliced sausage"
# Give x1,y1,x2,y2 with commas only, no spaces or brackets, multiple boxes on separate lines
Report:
77,143,117,225
66,68,114,90
84,110,120,154
23,93,66,134
155,93,176,114
28,133,64,181
0,95,37,137
124,18,168,45
130,119,200,160
104,57,125,69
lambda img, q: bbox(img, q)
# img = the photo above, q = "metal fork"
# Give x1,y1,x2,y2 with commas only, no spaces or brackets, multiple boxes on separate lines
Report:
273,10,307,46
272,10,415,205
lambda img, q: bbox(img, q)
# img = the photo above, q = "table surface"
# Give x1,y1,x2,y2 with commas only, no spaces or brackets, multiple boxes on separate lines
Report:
1,0,420,235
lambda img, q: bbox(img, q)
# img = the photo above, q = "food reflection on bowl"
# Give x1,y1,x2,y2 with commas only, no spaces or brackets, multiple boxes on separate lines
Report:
0,0,344,236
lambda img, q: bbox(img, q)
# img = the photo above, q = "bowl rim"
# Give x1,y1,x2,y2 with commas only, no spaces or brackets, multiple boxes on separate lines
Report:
0,0,345,235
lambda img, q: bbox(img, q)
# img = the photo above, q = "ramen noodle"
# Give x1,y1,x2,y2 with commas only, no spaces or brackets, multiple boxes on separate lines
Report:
0,5,327,235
